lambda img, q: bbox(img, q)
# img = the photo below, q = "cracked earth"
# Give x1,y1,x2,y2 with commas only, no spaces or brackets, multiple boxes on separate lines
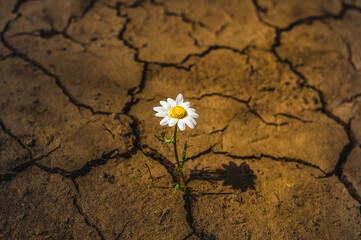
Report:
1,0,361,239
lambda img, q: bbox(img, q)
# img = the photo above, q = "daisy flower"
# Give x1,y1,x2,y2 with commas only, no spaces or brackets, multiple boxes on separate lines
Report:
153,94,199,131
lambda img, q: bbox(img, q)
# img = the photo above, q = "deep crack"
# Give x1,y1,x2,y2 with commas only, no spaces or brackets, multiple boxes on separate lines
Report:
12,0,29,13
0,143,60,183
81,0,98,17
33,147,134,180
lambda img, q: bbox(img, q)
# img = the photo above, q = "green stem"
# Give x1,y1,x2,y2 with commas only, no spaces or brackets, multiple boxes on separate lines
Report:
173,126,186,188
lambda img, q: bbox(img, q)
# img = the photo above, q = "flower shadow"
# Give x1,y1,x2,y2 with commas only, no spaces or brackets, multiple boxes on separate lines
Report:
189,161,257,192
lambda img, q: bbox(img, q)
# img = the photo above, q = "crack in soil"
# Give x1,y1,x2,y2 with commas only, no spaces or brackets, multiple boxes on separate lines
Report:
189,92,292,126
274,112,312,123
12,0,29,13
164,10,207,31
0,144,60,183
320,121,361,203
213,151,325,173
0,118,32,158
341,92,361,103
115,220,131,240
102,124,115,139
33,147,134,180
251,0,277,29
140,146,177,182
82,0,98,18
116,11,192,71
122,63,148,115
149,0,208,31
323,22,357,72
73,196,106,240
180,44,250,65
10,26,85,47
182,188,200,239
186,144,217,162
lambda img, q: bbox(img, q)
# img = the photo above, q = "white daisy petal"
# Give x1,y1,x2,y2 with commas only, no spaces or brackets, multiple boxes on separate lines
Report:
178,120,186,131
160,101,172,111
154,95,197,130
153,106,167,112
160,116,171,126
169,118,178,127
184,117,195,129
176,94,184,105
167,98,176,107
189,117,197,126
181,101,190,109
155,112,168,117
188,111,199,119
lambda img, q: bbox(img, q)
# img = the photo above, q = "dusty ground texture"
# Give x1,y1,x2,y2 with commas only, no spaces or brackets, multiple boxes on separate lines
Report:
1,0,361,239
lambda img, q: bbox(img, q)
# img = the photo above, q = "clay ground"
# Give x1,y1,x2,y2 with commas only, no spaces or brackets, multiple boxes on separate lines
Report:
1,0,361,239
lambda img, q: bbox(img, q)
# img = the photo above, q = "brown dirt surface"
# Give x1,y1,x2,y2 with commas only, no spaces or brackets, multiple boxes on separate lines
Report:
1,0,361,239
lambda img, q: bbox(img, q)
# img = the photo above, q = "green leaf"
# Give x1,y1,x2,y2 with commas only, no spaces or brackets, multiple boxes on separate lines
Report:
154,131,174,144
173,183,180,192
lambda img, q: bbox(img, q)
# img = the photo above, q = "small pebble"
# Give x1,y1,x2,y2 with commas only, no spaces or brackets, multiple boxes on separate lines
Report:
25,138,35,147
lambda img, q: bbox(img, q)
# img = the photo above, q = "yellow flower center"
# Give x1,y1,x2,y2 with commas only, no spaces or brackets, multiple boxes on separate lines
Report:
169,106,187,119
